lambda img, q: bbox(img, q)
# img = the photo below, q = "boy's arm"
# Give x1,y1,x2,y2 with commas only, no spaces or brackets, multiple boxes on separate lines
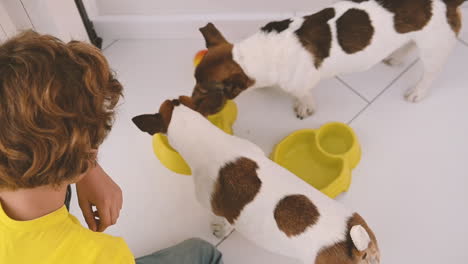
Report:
76,164,123,232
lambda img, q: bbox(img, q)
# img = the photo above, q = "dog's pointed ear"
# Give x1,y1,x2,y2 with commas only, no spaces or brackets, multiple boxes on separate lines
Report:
132,114,166,135
199,23,228,48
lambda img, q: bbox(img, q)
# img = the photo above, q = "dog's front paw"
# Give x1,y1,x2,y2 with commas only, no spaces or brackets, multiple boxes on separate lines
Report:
210,218,233,239
405,88,427,103
294,99,315,120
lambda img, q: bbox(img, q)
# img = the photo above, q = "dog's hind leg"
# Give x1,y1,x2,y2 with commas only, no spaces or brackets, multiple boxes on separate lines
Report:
290,74,321,120
293,93,316,120
405,38,456,102
383,41,417,67
210,214,234,239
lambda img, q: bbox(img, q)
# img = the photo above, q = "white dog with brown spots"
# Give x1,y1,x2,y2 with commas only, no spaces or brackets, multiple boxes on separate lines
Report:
192,0,466,119
133,96,380,264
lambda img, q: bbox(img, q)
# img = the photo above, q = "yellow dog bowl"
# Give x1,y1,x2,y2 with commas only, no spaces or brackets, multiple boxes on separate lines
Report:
152,100,237,175
271,122,361,198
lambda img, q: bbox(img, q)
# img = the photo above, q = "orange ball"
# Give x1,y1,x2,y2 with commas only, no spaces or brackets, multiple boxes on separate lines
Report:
194,50,208,67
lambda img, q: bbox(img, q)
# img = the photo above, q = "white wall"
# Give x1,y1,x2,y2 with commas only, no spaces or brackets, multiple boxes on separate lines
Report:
1,0,32,32
21,0,89,42
93,0,336,40
97,0,334,15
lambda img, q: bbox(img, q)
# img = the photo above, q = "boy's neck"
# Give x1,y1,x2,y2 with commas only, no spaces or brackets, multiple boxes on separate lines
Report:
0,185,67,221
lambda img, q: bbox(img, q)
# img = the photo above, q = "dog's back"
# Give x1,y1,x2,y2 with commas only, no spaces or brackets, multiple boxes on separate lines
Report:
146,104,381,263
229,154,353,260
321,0,461,76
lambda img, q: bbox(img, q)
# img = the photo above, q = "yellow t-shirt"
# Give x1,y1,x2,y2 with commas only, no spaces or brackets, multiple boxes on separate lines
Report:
0,202,135,264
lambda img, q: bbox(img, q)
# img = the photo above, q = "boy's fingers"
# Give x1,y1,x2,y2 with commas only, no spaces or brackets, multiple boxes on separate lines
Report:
111,204,120,225
97,208,112,232
79,201,97,232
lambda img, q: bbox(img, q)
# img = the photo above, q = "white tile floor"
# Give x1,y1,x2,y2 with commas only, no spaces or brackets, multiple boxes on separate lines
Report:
70,35,468,263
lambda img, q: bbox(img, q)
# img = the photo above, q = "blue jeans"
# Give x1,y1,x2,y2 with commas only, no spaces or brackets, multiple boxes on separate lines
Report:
135,238,223,264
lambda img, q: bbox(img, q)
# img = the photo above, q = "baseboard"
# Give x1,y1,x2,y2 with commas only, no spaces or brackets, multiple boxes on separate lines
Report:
93,12,296,40
92,0,468,41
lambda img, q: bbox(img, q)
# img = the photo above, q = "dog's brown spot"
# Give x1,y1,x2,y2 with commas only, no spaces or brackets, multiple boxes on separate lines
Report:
295,8,336,68
443,0,463,34
336,9,374,54
382,0,433,33
315,213,380,264
350,0,433,33
211,157,261,224
261,19,293,33
315,240,353,264
274,194,320,237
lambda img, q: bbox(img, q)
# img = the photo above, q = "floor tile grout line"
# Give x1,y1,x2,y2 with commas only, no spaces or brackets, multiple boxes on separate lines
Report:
0,23,7,38
347,58,419,125
371,58,419,101
215,229,236,248
347,103,371,125
458,38,468,47
335,76,371,103
19,0,36,31
102,39,119,51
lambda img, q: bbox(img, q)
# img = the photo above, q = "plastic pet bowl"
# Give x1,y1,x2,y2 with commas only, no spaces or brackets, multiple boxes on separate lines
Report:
152,100,237,175
271,122,361,198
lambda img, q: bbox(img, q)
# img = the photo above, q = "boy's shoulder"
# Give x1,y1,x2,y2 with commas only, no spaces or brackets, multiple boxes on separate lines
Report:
67,214,135,263
0,205,135,264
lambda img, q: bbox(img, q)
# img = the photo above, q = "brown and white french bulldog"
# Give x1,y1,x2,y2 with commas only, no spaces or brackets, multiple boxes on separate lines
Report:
132,96,380,264
193,0,466,119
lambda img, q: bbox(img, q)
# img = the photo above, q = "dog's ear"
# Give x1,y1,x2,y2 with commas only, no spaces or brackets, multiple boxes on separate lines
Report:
199,23,228,48
132,114,166,135
222,73,254,99
350,225,371,252
132,100,175,135
195,91,226,116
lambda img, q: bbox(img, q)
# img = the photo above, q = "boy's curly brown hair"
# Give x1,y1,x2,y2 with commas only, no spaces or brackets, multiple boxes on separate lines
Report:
0,31,123,190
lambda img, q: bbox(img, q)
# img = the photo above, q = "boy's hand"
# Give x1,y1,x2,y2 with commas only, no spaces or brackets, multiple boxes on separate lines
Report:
76,164,123,232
